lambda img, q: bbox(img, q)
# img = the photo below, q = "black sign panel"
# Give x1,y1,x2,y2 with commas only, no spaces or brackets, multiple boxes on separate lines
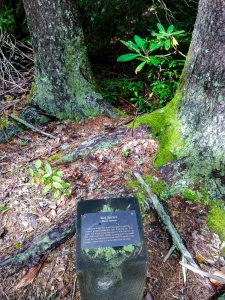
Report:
81,210,140,249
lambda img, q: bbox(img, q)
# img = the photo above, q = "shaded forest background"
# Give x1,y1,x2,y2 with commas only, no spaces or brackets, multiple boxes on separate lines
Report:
0,0,197,113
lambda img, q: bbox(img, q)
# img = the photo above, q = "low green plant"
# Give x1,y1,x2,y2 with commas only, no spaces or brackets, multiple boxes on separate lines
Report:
0,206,9,212
117,23,185,71
121,150,130,157
28,160,71,198
116,23,185,110
19,140,27,147
100,78,152,112
0,8,15,33
15,241,22,250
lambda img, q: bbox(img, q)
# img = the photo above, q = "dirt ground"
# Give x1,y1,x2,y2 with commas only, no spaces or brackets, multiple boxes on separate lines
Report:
0,116,224,299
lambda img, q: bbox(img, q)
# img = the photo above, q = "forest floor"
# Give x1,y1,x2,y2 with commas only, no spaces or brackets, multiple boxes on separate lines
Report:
0,115,224,300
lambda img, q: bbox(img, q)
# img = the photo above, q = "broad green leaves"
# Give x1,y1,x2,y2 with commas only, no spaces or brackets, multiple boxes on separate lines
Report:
28,160,71,199
117,53,138,62
117,22,185,74
134,35,146,51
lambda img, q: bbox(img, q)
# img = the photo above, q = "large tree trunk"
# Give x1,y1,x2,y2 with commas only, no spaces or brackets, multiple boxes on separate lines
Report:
178,0,225,197
23,0,114,121
135,0,225,199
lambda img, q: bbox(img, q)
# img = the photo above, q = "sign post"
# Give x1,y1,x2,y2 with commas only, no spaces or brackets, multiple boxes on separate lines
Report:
76,197,148,300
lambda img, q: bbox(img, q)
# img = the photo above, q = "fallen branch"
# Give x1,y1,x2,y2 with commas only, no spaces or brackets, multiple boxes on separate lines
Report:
55,126,148,165
180,261,225,285
9,114,56,139
0,213,76,268
133,172,199,269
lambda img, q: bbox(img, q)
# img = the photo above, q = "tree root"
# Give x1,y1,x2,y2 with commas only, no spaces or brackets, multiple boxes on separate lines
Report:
0,104,51,143
0,213,76,268
55,126,149,165
9,114,56,139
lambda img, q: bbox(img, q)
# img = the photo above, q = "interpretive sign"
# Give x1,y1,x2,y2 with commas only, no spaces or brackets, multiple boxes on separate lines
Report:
81,211,140,249
76,197,148,300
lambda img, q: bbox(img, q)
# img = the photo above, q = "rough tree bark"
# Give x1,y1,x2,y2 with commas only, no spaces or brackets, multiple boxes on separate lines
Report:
23,0,114,121
135,0,225,199
178,0,225,193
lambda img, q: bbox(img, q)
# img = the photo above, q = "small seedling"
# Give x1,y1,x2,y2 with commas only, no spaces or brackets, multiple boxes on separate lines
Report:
0,206,9,212
19,140,27,147
121,150,130,157
28,159,71,199
15,242,22,250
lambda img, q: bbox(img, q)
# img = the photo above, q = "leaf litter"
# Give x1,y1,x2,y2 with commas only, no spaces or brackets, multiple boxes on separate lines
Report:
0,115,224,299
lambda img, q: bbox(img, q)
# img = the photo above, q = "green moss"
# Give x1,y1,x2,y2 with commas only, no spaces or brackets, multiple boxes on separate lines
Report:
0,116,9,130
221,247,225,256
114,108,128,117
207,206,225,242
126,174,169,210
26,82,36,103
183,188,199,201
48,152,63,162
129,91,184,168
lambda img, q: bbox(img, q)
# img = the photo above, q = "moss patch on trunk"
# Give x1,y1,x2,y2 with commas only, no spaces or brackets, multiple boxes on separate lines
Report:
130,91,183,168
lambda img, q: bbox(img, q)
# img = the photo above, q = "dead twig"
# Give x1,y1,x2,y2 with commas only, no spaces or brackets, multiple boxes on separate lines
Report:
133,172,199,269
9,114,56,139
180,261,225,285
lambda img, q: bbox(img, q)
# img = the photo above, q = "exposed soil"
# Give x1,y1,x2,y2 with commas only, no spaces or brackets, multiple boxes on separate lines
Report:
0,116,224,299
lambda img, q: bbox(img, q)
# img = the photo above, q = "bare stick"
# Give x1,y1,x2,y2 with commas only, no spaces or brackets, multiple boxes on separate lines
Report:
180,261,225,285
133,172,199,269
9,114,56,139
163,244,176,262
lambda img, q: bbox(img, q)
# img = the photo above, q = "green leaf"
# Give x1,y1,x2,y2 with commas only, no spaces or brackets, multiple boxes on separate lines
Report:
120,40,139,52
52,176,63,183
0,206,9,212
157,23,166,33
53,182,63,189
35,159,42,169
56,171,63,177
39,177,45,184
45,164,52,175
135,62,146,74
43,183,52,194
53,189,61,198
134,35,146,51
29,178,35,184
149,56,159,66
150,41,163,51
167,24,174,34
137,56,150,62
28,168,34,176
172,30,185,35
43,173,51,178
117,53,139,62
65,190,71,196
164,39,171,50
62,182,71,188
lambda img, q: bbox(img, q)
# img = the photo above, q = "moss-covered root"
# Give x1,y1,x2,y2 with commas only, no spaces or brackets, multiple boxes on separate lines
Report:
130,91,183,168
0,105,50,143
0,213,76,268
55,128,133,164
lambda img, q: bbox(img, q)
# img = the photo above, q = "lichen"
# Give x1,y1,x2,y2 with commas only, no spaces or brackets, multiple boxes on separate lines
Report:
130,91,184,168
84,245,134,266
